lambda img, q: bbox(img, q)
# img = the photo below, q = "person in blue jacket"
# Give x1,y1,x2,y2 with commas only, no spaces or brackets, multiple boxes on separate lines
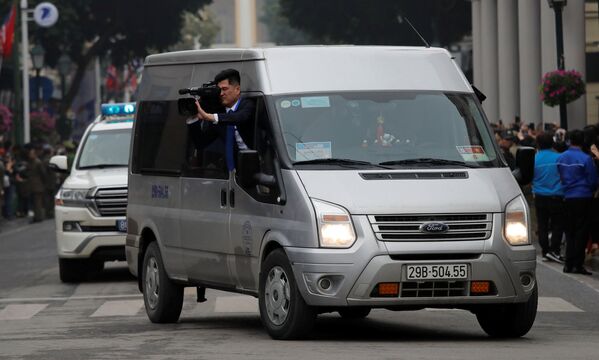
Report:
532,132,564,263
557,129,599,275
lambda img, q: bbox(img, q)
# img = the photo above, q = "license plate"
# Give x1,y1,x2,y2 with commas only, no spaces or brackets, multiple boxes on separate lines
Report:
406,264,468,280
116,219,128,233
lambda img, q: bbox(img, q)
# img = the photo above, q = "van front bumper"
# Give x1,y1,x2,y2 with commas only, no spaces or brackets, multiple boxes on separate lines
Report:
285,216,536,308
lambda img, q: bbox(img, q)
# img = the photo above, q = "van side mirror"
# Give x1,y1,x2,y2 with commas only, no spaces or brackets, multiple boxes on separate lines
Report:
472,85,486,103
237,150,276,188
512,146,535,185
49,155,69,173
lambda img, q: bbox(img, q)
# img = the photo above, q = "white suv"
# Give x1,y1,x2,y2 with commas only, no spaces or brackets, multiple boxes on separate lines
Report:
50,103,135,282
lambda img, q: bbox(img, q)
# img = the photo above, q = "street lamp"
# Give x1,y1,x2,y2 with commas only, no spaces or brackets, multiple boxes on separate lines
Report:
30,44,45,110
546,0,568,130
57,54,72,140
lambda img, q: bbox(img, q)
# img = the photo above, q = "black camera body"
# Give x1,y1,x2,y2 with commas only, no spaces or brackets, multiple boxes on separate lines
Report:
178,81,223,116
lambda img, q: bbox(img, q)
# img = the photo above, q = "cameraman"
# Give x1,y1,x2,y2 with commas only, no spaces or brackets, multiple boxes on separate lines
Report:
188,69,256,170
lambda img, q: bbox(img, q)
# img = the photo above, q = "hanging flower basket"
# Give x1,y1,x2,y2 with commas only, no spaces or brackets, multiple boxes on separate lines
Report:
539,69,586,107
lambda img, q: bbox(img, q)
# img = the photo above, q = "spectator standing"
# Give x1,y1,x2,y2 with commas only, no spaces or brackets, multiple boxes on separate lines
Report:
557,130,598,275
532,132,564,263
25,144,47,223
498,131,517,170
41,145,57,218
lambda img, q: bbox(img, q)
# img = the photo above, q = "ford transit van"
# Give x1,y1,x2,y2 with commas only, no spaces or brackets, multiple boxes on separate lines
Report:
126,46,537,339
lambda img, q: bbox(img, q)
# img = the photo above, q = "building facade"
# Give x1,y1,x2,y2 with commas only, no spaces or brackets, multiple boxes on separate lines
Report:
472,0,598,130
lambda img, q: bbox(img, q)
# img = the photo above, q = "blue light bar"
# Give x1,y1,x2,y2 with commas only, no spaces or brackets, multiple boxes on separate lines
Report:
101,103,136,117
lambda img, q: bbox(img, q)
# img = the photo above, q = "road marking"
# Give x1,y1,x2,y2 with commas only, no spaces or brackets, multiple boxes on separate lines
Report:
0,304,48,320
538,297,583,312
0,294,142,304
214,296,258,313
90,300,144,317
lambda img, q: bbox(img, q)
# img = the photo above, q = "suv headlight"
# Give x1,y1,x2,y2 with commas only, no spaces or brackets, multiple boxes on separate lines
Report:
312,199,356,248
504,196,529,246
55,188,92,207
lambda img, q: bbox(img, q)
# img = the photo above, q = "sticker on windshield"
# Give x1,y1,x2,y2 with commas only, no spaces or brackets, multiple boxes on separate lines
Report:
291,99,301,107
456,146,490,162
280,100,291,109
296,142,332,161
300,96,330,108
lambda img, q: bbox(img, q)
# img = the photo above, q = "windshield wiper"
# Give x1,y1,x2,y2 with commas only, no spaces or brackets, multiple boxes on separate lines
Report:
78,164,128,169
379,158,478,168
294,158,392,169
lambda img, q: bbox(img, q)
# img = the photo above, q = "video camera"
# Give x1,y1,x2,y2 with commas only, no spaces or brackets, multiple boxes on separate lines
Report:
178,81,222,116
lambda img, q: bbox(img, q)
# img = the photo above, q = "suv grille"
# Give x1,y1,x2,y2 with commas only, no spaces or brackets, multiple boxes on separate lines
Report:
91,187,128,217
368,213,492,241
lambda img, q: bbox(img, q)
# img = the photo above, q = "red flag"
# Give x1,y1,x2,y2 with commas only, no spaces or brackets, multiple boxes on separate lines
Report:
1,5,17,59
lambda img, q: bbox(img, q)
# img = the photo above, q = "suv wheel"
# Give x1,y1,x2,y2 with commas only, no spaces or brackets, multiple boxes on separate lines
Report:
259,249,315,340
476,285,538,338
141,242,183,323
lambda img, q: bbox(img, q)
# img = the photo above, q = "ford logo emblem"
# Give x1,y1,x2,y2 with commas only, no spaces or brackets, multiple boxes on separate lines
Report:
419,222,449,233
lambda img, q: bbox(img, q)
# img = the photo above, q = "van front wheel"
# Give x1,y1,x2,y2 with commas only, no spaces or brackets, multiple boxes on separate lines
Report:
141,242,183,323
259,249,315,340
476,285,538,338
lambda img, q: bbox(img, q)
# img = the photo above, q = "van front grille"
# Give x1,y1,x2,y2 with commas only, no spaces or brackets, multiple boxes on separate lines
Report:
91,187,128,217
369,213,492,241
401,281,468,298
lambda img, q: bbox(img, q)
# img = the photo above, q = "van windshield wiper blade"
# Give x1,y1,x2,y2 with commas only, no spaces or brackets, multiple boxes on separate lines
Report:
78,164,128,169
379,158,478,168
294,158,392,169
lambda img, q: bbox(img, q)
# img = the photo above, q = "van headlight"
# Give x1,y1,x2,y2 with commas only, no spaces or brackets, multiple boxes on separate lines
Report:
312,199,356,248
504,196,529,246
55,188,92,207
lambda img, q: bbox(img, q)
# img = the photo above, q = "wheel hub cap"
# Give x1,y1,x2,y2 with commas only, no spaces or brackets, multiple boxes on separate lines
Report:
145,257,160,310
265,266,290,326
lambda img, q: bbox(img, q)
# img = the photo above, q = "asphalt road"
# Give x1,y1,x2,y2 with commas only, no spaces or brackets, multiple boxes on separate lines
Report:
1,219,599,360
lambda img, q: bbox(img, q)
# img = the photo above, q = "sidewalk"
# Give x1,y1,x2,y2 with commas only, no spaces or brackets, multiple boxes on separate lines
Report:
0,216,35,234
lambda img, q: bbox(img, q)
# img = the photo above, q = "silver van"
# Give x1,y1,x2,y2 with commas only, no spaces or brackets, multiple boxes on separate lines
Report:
126,46,537,340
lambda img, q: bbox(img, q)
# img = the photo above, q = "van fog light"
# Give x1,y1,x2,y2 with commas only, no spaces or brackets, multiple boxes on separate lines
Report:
520,273,535,290
318,277,332,290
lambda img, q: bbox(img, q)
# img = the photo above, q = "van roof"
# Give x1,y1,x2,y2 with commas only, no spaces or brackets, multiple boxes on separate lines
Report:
144,46,472,94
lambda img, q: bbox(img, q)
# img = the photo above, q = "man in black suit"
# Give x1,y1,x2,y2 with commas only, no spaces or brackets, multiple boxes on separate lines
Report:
190,69,255,170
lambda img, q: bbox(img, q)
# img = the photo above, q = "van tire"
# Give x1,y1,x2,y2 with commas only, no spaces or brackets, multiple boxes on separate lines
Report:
259,249,316,340
58,258,103,283
141,242,183,323
338,307,371,319
476,285,538,338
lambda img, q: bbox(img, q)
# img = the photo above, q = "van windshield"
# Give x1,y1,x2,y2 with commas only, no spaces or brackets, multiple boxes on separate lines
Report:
77,129,132,169
274,92,501,169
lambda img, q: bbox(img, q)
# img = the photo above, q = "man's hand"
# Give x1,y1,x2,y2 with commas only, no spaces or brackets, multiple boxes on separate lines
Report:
195,100,216,122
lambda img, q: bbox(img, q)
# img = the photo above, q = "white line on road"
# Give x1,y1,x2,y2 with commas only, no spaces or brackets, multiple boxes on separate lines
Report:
90,300,144,317
214,296,258,313
0,294,142,304
538,297,583,312
0,304,48,320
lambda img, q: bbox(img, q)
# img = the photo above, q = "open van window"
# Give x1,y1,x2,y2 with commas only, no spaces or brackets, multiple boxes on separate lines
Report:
274,91,500,169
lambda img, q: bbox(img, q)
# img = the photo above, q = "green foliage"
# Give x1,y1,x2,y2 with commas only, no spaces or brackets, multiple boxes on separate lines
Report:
539,70,586,107
171,9,221,51
33,0,212,67
278,0,471,46
260,0,312,45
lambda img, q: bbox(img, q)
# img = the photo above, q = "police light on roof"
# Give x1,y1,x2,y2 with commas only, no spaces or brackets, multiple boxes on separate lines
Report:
101,103,136,116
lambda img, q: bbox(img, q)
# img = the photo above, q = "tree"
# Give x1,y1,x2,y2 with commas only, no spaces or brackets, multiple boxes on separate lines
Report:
278,0,471,47
260,0,312,45
31,0,211,126
170,8,221,51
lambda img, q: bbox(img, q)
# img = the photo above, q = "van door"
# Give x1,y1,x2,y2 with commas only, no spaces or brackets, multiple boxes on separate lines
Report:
228,97,282,291
180,120,233,286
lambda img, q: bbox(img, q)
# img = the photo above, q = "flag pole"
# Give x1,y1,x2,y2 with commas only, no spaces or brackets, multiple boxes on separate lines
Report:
20,0,29,144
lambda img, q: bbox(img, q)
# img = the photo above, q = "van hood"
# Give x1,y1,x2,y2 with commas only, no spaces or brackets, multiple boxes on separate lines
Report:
296,168,520,214
62,167,128,190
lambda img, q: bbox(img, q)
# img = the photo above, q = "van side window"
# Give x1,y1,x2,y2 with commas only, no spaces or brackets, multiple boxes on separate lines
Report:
132,101,187,175
183,119,229,179
237,97,280,204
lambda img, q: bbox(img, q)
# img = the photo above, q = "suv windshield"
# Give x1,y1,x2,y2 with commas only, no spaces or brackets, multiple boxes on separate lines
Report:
77,129,132,169
274,92,500,168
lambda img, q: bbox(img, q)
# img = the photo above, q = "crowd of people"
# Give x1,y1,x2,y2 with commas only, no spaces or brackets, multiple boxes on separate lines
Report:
0,138,75,224
492,120,599,275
